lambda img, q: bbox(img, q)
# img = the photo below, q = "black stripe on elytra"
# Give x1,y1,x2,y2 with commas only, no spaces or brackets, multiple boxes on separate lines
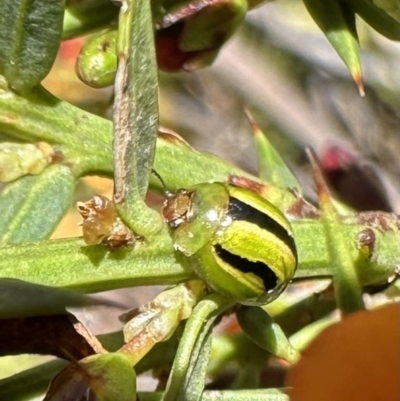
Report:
227,196,297,260
214,244,278,291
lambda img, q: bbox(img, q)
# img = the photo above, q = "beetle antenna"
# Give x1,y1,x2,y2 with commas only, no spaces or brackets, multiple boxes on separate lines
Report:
152,169,173,197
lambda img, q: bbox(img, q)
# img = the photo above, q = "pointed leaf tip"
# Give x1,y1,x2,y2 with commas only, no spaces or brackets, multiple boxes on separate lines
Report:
354,72,365,97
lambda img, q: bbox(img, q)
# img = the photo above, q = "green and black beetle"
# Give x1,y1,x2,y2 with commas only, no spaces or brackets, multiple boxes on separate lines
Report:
162,182,298,306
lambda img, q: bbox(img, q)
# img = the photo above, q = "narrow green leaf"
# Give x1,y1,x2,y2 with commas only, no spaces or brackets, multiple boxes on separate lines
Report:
0,278,113,319
0,165,75,244
303,0,364,94
307,148,364,314
183,334,212,401
0,0,65,91
236,306,300,364
113,0,163,236
251,116,301,193
345,0,400,41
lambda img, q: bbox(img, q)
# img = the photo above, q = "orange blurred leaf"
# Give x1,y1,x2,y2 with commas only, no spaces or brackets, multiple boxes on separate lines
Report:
287,302,400,401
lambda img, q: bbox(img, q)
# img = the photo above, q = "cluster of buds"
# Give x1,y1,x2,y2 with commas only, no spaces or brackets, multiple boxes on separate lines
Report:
76,0,258,87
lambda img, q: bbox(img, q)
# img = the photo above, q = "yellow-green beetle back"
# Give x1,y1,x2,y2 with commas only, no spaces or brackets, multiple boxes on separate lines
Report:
163,182,298,305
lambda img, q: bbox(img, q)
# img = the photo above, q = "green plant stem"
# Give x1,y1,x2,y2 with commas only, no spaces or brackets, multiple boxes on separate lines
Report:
0,215,397,291
162,293,233,401
0,236,196,292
